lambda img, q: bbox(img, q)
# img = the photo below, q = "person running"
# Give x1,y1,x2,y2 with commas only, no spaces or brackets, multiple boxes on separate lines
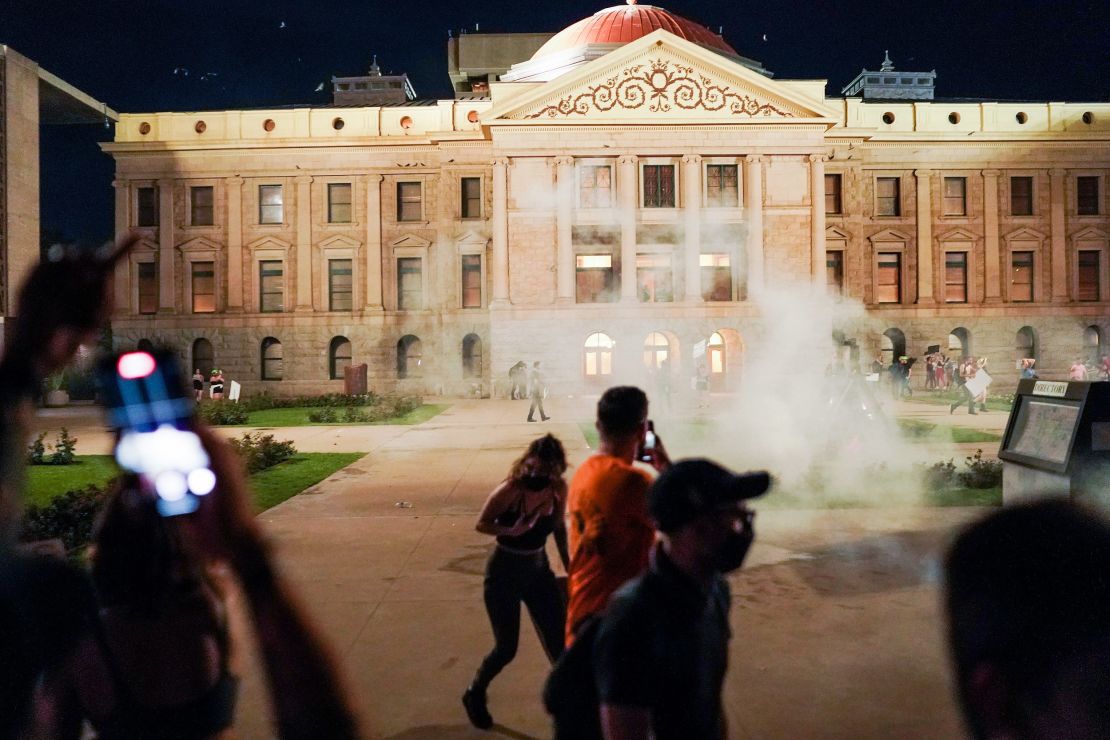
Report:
463,434,571,730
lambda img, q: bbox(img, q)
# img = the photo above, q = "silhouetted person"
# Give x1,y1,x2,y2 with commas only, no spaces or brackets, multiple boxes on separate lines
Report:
527,361,550,422
509,361,527,400
463,434,571,730
944,499,1110,740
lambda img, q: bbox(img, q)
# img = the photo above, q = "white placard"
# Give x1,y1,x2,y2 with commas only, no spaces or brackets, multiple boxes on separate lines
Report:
228,380,241,402
965,369,992,397
1032,381,1068,398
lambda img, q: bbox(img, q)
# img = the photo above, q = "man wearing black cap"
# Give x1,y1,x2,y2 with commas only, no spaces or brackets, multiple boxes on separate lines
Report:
592,459,769,740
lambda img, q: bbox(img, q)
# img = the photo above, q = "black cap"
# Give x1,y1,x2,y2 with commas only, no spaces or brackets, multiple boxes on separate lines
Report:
650,459,770,533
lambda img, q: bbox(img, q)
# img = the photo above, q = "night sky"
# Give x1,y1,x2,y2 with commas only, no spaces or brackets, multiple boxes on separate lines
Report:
3,0,1108,244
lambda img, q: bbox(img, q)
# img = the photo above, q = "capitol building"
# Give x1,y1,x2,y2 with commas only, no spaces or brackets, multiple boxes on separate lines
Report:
102,2,1109,397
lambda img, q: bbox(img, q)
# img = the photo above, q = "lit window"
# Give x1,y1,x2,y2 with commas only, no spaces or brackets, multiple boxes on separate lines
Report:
191,261,215,313
636,254,673,303
700,253,731,302
1010,251,1033,302
877,252,901,303
584,332,614,377
643,332,669,369
579,166,612,208
576,254,615,303
328,259,353,311
943,177,967,216
397,182,422,221
705,165,738,208
643,165,675,208
259,260,283,313
259,185,283,224
945,252,968,303
137,262,158,315
328,183,352,223
461,255,482,308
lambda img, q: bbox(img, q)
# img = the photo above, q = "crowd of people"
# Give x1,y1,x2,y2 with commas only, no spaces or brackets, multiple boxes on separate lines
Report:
1,235,1107,739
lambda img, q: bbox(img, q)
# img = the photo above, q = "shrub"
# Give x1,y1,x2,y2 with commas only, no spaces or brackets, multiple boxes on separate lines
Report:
959,449,1003,489
21,485,110,552
51,428,78,465
198,400,250,425
228,432,296,473
27,432,47,465
921,458,958,489
342,406,370,423
307,407,338,423
241,392,379,412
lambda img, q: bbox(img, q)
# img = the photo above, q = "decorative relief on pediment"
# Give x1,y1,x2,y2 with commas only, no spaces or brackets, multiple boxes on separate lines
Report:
522,59,795,119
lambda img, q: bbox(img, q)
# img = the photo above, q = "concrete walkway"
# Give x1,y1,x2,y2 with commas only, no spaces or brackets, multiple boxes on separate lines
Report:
33,397,999,738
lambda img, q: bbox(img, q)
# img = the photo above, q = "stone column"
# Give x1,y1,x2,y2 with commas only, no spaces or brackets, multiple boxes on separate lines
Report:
619,155,639,302
914,169,934,305
225,177,244,312
491,158,510,305
809,154,827,287
743,155,764,295
111,180,130,313
364,174,384,311
682,154,702,302
1049,169,1068,301
157,179,175,313
982,169,1002,303
295,175,314,310
555,156,575,304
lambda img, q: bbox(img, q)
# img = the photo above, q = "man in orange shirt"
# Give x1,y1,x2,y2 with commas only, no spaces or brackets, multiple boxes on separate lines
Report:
565,386,671,643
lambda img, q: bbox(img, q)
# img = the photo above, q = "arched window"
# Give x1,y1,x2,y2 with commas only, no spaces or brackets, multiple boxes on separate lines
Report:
137,339,155,352
462,334,482,378
881,328,906,367
584,332,614,377
192,338,215,377
707,332,726,376
329,336,352,380
1015,326,1036,364
397,335,422,379
948,327,971,359
643,332,669,369
1084,326,1103,366
261,337,283,380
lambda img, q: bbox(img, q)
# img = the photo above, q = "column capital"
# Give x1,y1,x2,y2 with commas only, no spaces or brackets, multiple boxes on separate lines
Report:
365,172,383,184
745,154,764,165
914,169,933,178
681,154,702,165
111,179,127,189
492,157,510,169
980,169,1001,179
156,177,175,188
295,175,314,185
1049,168,1067,179
226,176,244,187
554,155,575,167
807,153,827,164
617,154,638,166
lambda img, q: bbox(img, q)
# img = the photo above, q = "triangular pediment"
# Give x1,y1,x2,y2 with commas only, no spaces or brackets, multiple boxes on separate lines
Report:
1071,226,1109,241
826,226,852,241
177,236,223,253
133,237,158,252
246,236,291,252
318,234,362,250
486,30,834,124
936,227,979,243
455,230,489,247
390,233,432,249
868,228,913,243
1003,227,1047,243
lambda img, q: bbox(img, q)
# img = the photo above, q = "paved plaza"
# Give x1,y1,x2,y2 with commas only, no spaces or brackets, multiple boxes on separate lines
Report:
35,397,1010,739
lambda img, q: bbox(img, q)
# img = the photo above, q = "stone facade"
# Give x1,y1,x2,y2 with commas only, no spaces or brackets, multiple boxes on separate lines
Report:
103,30,1110,397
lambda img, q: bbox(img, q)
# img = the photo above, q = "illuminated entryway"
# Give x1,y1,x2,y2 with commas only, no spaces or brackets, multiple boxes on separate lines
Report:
584,331,614,382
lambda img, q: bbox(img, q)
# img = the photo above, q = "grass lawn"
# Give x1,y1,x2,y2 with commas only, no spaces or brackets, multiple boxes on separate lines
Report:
904,392,1014,413
24,453,364,512
896,419,1002,444
243,403,447,427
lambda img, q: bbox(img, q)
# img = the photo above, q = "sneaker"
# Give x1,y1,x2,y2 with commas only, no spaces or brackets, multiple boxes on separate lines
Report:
462,686,493,730
527,418,537,422
541,416,551,421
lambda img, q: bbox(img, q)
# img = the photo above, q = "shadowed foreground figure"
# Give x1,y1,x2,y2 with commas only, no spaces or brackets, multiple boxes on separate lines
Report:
944,499,1110,740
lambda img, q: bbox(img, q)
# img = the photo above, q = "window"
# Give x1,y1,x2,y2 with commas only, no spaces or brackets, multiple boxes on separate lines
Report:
329,336,352,380
945,252,968,303
138,262,158,314
462,334,482,378
584,332,614,377
1077,177,1100,215
1011,176,1033,216
191,261,215,313
259,260,284,313
461,255,482,308
192,339,214,377
642,165,675,208
643,332,669,369
576,254,616,303
876,177,900,216
1015,327,1036,363
137,186,158,227
636,254,673,303
700,253,731,301
1010,251,1034,302
328,183,352,223
397,335,422,378
1078,250,1101,301
825,174,842,215
190,186,214,226
705,165,738,208
261,337,283,380
1084,326,1102,366
579,165,612,208
461,177,481,219
328,259,353,311
943,177,967,216
949,328,971,358
259,185,283,224
877,252,902,303
397,257,422,310
826,251,844,295
397,182,422,221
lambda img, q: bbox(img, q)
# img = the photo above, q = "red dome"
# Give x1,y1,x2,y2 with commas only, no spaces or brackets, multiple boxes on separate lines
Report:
531,2,737,60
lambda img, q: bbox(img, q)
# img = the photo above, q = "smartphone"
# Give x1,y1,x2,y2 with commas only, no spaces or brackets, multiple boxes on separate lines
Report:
98,349,215,516
637,420,656,463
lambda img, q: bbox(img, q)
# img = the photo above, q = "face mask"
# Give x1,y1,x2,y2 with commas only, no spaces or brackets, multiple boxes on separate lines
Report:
714,527,755,573
521,474,550,491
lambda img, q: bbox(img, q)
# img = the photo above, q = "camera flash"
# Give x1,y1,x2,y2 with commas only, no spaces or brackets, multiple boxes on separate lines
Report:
188,468,216,496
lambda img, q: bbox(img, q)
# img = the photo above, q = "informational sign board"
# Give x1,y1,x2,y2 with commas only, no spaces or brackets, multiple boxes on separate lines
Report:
228,380,241,402
964,369,992,397
1005,399,1082,466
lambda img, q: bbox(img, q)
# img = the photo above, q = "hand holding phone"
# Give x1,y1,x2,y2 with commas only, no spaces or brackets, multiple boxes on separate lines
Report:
637,420,656,463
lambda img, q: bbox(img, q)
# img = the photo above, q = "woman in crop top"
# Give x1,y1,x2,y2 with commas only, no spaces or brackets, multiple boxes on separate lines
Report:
462,433,571,730
54,485,239,739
